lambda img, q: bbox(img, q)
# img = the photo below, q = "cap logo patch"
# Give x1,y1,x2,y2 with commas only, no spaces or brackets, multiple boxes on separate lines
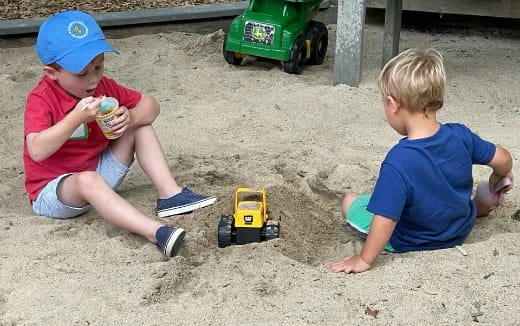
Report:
68,21,88,39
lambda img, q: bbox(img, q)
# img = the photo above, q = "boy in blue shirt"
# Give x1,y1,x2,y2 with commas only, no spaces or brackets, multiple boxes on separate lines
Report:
330,49,513,274
24,11,216,258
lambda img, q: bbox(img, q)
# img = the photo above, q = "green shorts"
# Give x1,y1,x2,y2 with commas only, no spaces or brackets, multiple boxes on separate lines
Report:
345,194,395,252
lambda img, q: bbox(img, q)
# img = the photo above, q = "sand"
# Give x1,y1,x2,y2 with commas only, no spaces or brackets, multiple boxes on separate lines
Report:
1,9,519,325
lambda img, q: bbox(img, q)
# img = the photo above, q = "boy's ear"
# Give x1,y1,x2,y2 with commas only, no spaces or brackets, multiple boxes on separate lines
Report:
385,96,401,113
43,65,58,80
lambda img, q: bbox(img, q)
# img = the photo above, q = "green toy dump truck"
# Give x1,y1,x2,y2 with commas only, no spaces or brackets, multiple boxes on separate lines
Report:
223,0,328,74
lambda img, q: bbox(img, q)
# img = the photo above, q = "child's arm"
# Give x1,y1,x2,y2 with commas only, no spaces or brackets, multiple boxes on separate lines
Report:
474,146,513,217
127,95,160,128
26,97,101,162
330,215,397,274
487,146,513,192
103,95,159,137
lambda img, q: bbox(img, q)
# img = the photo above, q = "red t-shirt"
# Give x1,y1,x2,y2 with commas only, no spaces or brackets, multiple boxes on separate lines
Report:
23,76,142,201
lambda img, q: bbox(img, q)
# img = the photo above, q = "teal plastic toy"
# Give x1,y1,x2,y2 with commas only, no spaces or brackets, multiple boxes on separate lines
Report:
223,0,328,74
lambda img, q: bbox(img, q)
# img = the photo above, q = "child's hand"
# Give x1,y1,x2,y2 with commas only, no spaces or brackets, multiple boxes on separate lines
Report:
110,106,131,136
475,173,513,217
329,255,372,274
489,172,513,194
74,96,101,122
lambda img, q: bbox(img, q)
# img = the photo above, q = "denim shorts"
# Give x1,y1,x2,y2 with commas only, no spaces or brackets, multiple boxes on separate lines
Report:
32,148,132,219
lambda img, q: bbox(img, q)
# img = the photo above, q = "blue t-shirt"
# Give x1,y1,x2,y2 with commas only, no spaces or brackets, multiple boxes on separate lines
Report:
367,123,496,252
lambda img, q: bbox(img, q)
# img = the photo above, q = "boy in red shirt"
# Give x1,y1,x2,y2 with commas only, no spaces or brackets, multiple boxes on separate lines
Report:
24,10,216,258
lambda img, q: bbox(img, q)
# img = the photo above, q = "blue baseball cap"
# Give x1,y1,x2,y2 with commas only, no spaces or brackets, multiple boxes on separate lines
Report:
36,10,118,73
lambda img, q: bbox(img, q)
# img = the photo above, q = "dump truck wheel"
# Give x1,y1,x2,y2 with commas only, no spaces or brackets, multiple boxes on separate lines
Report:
283,36,307,74
218,215,234,248
223,34,243,65
264,220,280,241
306,21,328,65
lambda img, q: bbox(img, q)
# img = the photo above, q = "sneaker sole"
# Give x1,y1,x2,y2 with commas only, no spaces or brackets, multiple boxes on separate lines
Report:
157,196,217,218
164,228,186,257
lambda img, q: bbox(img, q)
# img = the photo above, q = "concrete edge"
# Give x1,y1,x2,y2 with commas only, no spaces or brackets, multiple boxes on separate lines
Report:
0,2,248,36
0,1,330,36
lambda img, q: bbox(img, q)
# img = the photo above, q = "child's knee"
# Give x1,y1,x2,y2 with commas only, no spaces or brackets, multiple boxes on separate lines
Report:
74,171,105,188
342,192,359,216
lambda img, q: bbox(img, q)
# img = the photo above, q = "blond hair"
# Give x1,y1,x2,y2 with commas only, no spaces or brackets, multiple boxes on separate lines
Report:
379,48,446,113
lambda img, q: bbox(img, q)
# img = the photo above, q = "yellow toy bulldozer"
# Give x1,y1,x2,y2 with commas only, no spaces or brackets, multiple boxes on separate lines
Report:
218,188,280,247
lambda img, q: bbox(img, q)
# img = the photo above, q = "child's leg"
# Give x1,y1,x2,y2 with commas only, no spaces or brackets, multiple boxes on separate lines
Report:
474,181,502,217
110,124,182,199
474,177,512,217
342,193,395,251
55,172,185,257
342,192,360,216
110,123,216,217
56,171,162,242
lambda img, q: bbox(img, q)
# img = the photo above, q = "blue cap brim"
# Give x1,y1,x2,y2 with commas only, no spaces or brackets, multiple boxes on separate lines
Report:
56,39,118,73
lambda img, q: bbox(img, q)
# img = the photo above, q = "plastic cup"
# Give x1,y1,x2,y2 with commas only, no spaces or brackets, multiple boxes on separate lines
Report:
96,97,121,140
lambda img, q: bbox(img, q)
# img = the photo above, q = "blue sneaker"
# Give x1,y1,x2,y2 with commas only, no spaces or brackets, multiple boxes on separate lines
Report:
156,225,185,257
157,187,217,217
